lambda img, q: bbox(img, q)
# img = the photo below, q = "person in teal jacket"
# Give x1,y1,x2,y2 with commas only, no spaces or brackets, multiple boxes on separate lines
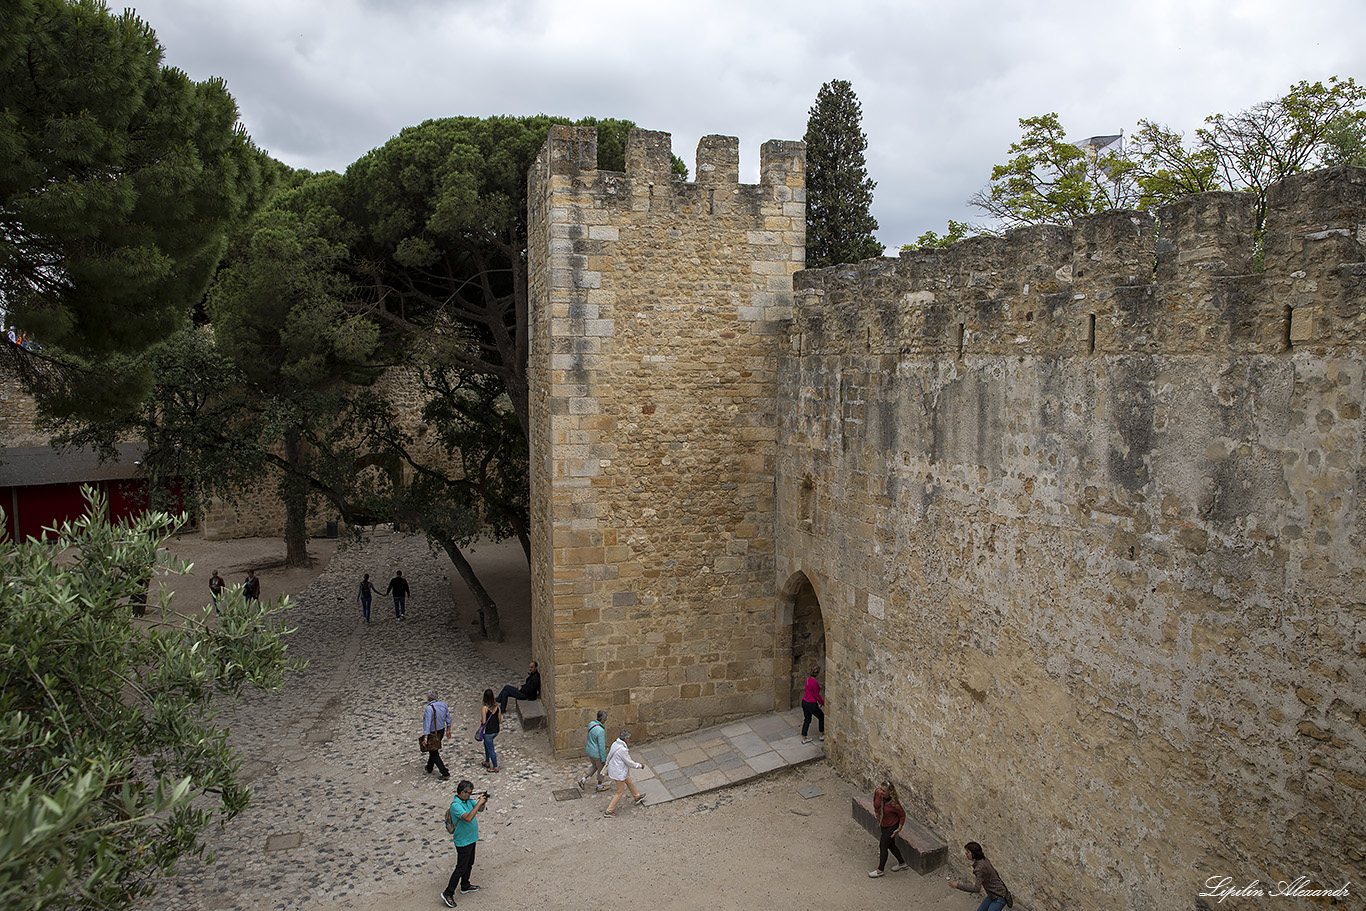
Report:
577,710,608,791
440,780,487,906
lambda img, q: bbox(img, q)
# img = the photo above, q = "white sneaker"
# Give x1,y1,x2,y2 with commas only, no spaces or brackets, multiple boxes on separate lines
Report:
868,869,885,878
801,737,811,744
891,863,909,872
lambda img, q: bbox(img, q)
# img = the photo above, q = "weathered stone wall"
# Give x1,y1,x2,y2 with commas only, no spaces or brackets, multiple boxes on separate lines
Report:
528,125,805,752
777,168,1366,909
3,362,446,541
0,370,46,447
200,367,456,539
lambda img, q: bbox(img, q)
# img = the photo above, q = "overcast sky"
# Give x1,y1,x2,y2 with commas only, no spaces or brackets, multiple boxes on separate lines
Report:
128,0,1364,248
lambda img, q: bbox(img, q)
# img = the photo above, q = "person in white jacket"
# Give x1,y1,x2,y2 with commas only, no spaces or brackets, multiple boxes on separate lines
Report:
602,729,646,816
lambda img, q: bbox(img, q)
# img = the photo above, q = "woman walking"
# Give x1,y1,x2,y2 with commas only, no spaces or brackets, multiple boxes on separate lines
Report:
867,780,910,877
479,688,501,772
358,573,377,623
602,729,646,817
800,664,826,744
578,709,609,791
950,841,1013,911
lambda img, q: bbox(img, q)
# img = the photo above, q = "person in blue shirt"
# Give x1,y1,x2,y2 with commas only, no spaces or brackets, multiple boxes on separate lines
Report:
440,780,488,906
577,709,608,791
422,695,451,779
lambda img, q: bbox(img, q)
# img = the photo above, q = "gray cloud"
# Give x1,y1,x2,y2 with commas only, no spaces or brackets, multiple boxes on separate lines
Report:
132,0,1366,247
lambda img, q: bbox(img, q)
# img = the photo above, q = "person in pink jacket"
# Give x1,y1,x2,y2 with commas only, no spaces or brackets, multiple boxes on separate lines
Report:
800,664,825,744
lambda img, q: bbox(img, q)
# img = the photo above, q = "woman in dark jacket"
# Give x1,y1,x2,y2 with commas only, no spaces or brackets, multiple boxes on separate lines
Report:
479,688,501,772
951,841,1011,911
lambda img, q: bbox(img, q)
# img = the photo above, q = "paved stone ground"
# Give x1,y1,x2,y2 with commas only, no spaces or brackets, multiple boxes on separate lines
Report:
145,530,837,910
633,712,824,804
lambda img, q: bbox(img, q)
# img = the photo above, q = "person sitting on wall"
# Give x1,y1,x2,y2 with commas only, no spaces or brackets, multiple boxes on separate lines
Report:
496,660,541,715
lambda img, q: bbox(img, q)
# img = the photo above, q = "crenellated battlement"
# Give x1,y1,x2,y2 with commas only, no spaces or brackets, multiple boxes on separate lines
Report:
794,165,1366,359
531,123,805,221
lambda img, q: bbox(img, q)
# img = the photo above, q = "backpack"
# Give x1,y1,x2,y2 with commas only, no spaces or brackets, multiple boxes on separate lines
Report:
443,806,455,834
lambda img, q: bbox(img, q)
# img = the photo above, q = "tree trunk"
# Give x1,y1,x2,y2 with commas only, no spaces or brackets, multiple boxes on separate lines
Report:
281,429,311,567
441,538,503,643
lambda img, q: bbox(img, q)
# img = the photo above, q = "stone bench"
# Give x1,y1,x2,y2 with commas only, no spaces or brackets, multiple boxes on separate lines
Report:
514,698,545,730
851,795,948,874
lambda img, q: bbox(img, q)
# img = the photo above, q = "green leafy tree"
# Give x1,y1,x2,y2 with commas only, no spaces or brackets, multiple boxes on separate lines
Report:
970,113,1137,227
974,79,1366,236
804,79,884,267
342,115,645,437
351,366,529,641
1137,77,1366,233
205,173,382,565
901,220,975,252
54,175,383,567
0,489,301,910
0,0,272,417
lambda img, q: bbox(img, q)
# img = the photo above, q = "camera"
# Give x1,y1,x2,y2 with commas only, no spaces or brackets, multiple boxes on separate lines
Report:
481,790,491,799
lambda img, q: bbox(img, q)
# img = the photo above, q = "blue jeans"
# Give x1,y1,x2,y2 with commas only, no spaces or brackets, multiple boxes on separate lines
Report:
361,596,371,621
482,731,498,768
497,684,529,713
975,898,1006,911
393,595,405,618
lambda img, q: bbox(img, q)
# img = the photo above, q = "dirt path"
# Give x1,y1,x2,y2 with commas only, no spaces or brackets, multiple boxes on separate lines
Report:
150,531,971,911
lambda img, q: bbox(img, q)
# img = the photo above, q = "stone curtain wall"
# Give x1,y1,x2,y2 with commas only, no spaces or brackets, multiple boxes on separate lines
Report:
0,371,44,447
528,125,805,752
777,167,1366,910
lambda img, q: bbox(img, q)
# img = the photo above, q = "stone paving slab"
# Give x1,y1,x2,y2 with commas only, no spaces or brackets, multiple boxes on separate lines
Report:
636,709,826,805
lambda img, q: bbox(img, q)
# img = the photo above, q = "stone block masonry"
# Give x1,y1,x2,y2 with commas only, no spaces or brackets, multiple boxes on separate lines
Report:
779,167,1366,909
528,125,804,754
529,123,1364,909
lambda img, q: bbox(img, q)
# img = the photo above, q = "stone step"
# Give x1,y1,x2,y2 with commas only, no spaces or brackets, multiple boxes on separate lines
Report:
515,698,545,730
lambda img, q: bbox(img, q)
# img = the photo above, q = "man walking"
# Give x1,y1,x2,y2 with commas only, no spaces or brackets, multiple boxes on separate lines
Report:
578,710,608,791
496,660,540,714
422,694,451,779
385,570,409,620
440,780,488,906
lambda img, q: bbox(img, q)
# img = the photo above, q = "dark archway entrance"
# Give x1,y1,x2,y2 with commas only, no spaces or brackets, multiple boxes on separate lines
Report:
788,575,825,707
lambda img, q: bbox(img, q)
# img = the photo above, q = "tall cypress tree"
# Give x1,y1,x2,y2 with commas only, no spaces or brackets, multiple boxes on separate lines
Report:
804,79,884,268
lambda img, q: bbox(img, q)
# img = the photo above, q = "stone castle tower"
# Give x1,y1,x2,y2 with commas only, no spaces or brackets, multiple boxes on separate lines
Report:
527,125,805,753
529,124,1365,909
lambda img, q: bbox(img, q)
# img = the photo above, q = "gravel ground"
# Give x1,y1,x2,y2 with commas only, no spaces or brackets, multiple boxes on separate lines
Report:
142,530,972,911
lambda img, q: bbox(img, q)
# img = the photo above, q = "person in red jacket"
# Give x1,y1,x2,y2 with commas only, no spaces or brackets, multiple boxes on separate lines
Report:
868,780,910,877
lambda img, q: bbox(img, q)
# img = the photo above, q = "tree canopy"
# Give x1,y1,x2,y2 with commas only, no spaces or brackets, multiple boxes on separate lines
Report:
0,0,272,417
0,490,300,910
969,78,1366,236
341,115,642,435
803,79,884,268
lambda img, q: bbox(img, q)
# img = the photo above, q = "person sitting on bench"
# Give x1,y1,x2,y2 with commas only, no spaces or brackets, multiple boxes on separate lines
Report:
497,660,541,714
